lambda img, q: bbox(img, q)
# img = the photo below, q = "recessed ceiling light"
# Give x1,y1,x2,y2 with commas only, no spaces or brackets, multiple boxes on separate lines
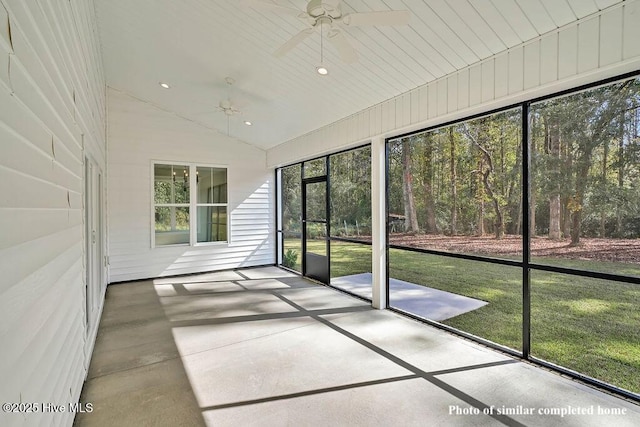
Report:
244,121,252,126
159,82,170,89
316,66,328,75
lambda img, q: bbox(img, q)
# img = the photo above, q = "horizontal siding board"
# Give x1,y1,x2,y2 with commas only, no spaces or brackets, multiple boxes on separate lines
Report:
1,1,106,420
0,208,82,250
0,50,8,89
108,89,274,283
0,125,73,186
0,242,81,348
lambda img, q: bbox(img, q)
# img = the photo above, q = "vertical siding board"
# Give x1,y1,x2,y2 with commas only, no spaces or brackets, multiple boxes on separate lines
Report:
578,17,600,73
410,88,420,124
540,33,559,84
457,68,470,110
428,85,438,119
418,85,429,121
494,52,509,98
508,47,524,94
623,1,640,60
447,75,458,113
599,6,623,67
524,41,541,89
469,63,482,106
481,59,495,103
558,24,578,78
437,79,448,116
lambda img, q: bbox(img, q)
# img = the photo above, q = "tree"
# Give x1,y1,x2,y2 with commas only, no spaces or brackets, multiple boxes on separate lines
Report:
463,119,506,239
449,127,458,235
401,139,419,233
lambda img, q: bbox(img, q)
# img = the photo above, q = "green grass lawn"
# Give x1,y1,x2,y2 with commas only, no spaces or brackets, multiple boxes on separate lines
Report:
284,239,640,394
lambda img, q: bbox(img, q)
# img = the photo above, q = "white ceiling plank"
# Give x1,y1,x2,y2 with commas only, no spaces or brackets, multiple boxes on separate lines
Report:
393,0,467,70
427,0,492,59
594,0,621,10
94,0,621,149
490,0,539,40
566,0,599,19
515,0,556,34
539,0,577,27
402,0,479,65
469,0,521,47
449,0,507,55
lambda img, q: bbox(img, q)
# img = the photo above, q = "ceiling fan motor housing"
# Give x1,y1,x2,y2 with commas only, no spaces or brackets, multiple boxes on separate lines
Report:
307,0,342,19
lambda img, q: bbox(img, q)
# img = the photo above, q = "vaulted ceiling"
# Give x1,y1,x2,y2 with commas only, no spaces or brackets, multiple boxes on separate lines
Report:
95,0,622,150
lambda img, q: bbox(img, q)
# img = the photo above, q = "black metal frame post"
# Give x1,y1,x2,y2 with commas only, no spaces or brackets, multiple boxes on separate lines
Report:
522,102,531,359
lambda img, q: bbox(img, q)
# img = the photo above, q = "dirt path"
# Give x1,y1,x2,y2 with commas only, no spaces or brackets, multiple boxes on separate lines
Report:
387,234,640,263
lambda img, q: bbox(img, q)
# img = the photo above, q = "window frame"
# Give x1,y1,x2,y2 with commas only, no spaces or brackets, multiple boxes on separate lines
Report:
151,161,229,248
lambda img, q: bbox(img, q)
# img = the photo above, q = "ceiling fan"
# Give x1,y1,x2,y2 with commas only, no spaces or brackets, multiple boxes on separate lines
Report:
217,77,243,116
245,0,410,64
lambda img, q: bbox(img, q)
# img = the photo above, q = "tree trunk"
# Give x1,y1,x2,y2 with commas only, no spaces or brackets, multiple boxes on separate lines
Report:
449,128,457,235
570,160,590,246
548,116,562,240
616,109,625,237
476,158,485,236
600,133,609,237
401,140,419,233
423,139,438,233
529,115,536,237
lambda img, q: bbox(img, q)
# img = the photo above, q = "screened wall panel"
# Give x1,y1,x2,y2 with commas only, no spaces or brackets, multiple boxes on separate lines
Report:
531,271,640,395
280,164,302,272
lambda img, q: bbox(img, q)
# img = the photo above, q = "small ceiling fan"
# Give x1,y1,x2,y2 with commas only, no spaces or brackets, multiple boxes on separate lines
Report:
245,0,410,64
217,77,243,116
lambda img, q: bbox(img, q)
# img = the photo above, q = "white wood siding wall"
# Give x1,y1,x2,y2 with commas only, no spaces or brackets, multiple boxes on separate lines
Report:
0,0,106,426
107,89,273,283
267,0,640,167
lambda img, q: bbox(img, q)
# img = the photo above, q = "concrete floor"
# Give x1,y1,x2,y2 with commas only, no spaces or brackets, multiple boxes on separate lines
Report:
76,266,640,427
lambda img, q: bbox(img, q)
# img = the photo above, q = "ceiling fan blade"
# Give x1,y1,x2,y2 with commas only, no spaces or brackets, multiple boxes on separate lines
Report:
343,10,410,27
241,0,303,17
327,30,358,64
274,28,315,57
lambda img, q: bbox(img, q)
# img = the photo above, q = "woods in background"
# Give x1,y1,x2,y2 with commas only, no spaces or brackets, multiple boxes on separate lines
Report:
389,77,640,246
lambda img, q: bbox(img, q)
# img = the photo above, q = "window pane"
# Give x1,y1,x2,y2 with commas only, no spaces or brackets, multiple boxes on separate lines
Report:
530,77,640,277
387,108,522,260
305,181,326,222
330,146,371,241
155,206,189,245
154,164,189,204
305,222,327,256
389,249,522,351
197,206,227,242
531,270,640,394
330,240,372,300
197,167,227,204
304,158,326,178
